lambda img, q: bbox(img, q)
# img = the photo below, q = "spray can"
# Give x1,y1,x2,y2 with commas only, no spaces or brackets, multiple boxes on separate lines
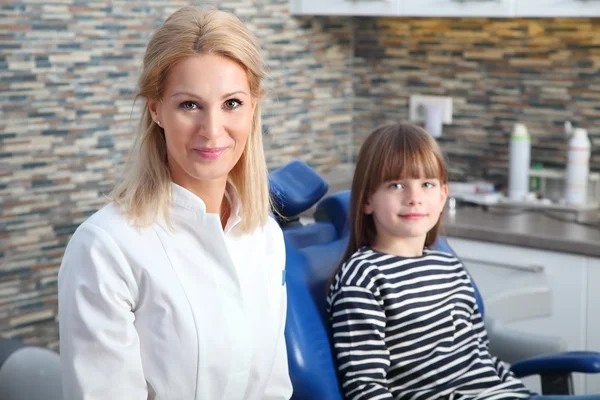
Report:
508,123,531,201
565,127,591,206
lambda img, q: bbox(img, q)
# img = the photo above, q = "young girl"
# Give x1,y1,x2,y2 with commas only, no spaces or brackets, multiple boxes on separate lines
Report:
327,123,530,399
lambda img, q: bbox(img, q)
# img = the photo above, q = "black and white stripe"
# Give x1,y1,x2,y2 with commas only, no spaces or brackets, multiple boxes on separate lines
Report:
327,247,530,400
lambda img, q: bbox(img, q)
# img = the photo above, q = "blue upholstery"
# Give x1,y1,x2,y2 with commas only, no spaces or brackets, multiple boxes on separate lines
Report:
283,240,343,400
269,160,328,218
297,237,348,324
314,190,351,237
271,160,600,399
282,222,338,250
511,352,600,378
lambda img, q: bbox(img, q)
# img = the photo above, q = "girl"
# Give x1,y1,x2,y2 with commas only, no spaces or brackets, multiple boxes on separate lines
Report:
327,122,530,399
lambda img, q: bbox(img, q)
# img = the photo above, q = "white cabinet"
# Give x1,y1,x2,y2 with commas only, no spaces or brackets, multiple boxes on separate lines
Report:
515,0,600,17
403,0,514,17
289,0,401,16
586,257,600,394
289,0,600,16
447,237,589,394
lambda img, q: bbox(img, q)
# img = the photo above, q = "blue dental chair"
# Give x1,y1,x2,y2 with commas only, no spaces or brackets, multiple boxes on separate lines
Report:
270,160,600,400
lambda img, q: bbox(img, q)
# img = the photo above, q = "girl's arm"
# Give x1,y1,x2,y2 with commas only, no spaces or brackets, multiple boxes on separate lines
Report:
58,223,147,399
329,285,394,400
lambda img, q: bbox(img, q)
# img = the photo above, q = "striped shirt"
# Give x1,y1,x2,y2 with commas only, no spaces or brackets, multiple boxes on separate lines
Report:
327,247,530,400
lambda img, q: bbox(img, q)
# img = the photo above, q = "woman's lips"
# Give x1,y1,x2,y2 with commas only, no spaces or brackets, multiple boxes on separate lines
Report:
193,147,227,160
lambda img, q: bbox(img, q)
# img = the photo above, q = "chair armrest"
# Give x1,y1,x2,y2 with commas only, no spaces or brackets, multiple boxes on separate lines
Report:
510,351,600,378
485,317,567,364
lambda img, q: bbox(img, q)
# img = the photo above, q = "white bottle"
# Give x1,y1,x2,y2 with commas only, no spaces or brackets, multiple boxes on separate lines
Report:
508,123,531,201
565,127,591,206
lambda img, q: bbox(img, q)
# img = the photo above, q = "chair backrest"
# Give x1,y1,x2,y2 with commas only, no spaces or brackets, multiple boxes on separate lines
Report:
284,240,344,400
269,161,345,399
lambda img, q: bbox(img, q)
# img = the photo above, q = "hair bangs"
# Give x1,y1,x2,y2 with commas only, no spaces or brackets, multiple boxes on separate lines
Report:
375,131,445,189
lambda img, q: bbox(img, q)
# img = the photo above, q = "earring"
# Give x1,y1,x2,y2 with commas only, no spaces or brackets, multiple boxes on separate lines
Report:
156,120,161,126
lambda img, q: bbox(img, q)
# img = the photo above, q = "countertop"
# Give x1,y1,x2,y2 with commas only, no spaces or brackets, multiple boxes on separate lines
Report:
443,206,600,258
324,179,600,258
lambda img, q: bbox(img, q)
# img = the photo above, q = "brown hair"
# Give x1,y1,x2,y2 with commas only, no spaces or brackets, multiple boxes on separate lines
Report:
337,122,448,271
110,7,270,232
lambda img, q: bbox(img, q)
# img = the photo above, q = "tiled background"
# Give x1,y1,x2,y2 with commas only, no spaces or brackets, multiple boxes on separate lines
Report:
353,17,600,182
1,0,598,349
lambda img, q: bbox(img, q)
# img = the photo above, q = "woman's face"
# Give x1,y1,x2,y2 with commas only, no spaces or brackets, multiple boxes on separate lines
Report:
149,54,255,192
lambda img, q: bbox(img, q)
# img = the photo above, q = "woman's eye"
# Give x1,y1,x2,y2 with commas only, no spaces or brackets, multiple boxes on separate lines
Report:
224,99,243,110
180,101,198,110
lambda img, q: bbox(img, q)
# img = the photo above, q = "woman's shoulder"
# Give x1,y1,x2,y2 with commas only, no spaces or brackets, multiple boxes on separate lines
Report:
83,203,135,233
264,215,284,238
69,203,148,249
241,215,283,244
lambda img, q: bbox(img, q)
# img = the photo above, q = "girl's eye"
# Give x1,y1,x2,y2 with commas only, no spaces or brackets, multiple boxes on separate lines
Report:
224,99,243,110
180,101,198,110
389,183,403,190
423,182,436,188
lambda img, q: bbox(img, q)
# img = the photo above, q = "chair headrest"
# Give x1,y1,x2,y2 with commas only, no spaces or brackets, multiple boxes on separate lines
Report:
314,190,351,237
269,160,329,218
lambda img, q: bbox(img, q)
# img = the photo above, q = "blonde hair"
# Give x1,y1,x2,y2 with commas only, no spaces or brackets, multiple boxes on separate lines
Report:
335,122,449,276
111,6,270,233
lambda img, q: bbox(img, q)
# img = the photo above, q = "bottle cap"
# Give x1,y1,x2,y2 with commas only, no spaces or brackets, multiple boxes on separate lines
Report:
564,120,573,136
573,128,588,138
511,123,529,140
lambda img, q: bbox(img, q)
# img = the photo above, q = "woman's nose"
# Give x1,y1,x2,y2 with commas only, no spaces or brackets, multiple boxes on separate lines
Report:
197,109,222,139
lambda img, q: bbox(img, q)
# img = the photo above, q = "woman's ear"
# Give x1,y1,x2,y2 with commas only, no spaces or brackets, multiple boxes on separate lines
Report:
148,100,162,124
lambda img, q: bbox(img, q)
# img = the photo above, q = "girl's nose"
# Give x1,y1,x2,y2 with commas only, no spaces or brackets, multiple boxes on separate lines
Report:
405,187,423,205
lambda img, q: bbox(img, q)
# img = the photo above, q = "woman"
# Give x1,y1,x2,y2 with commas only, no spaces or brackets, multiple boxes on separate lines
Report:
58,7,292,400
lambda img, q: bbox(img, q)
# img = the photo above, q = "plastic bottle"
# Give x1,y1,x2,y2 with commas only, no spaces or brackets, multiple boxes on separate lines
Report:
565,127,591,206
508,123,531,201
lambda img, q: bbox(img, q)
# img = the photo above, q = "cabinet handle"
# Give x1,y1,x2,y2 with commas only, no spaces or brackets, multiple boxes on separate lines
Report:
345,0,393,2
460,257,544,274
451,0,500,2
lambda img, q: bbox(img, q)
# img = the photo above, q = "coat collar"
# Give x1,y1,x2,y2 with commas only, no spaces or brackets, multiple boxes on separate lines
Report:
170,182,242,232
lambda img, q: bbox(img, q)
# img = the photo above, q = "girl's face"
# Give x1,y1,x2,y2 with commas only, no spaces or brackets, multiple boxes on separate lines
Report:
148,54,255,193
365,177,448,252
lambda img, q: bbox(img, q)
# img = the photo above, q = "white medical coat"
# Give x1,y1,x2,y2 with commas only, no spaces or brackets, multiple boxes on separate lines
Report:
58,183,293,399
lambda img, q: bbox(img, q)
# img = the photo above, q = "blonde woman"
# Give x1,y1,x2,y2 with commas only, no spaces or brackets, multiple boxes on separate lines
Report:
58,7,292,400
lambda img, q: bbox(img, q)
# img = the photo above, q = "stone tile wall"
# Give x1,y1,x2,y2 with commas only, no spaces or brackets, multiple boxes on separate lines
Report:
1,1,353,349
353,17,600,183
1,1,598,348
